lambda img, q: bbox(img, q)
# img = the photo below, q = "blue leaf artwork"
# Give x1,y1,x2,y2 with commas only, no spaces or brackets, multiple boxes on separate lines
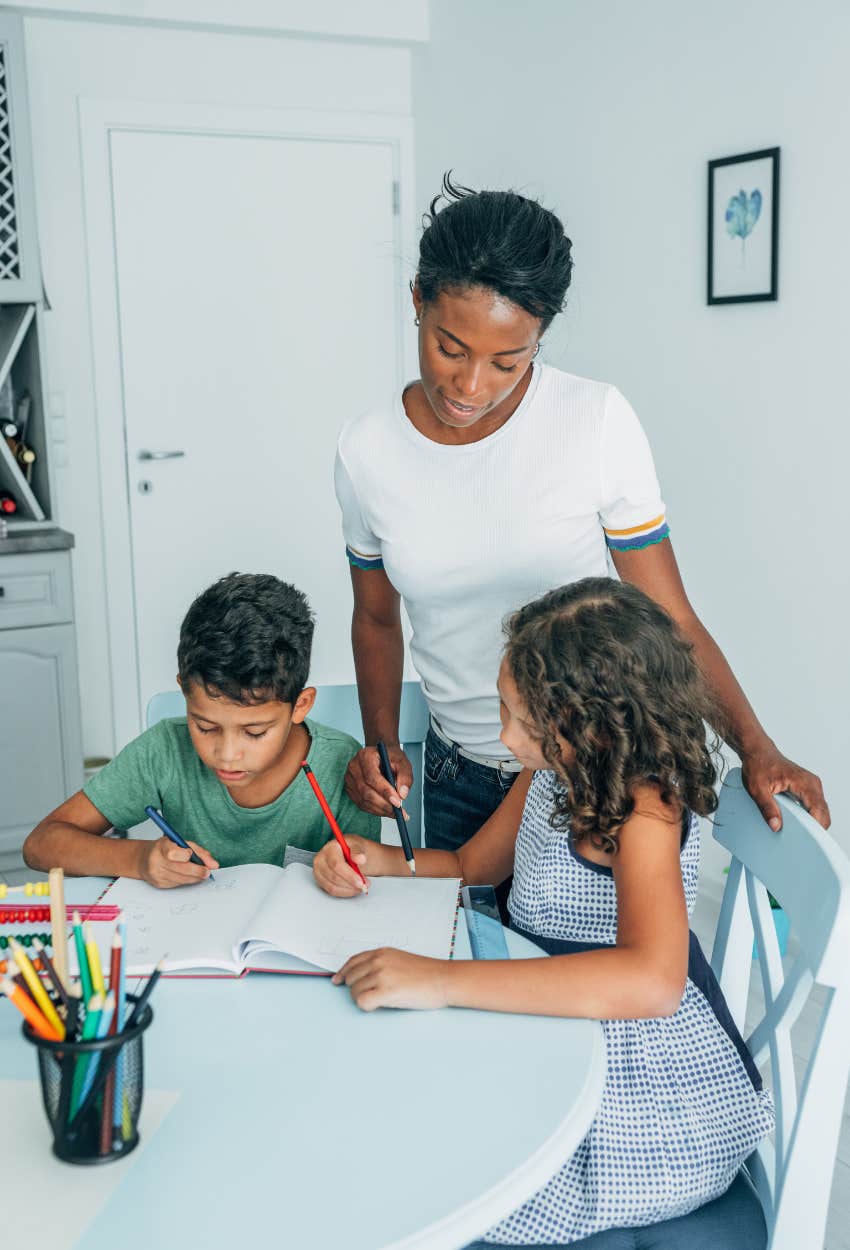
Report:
725,188,762,264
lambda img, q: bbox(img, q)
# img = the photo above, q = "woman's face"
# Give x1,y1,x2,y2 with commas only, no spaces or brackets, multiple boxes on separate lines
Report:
413,284,541,432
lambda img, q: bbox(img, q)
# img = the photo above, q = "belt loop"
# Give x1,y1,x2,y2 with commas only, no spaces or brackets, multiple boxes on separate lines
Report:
449,741,460,779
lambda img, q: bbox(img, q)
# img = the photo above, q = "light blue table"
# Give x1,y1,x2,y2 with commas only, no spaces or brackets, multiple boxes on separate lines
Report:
0,878,606,1249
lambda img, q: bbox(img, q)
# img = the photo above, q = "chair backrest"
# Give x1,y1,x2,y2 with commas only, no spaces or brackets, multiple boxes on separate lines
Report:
710,767,850,1250
145,681,429,846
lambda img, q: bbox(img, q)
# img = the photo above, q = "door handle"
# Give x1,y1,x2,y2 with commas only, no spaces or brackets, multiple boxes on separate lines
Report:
137,449,186,461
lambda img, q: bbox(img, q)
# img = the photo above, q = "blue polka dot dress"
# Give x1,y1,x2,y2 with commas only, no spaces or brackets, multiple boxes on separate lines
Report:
484,770,775,1246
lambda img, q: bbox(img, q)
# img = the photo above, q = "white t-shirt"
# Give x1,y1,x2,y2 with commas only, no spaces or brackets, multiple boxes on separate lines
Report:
335,363,669,757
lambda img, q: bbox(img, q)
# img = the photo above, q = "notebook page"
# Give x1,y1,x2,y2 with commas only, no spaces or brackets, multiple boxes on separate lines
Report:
92,864,284,974
239,863,461,973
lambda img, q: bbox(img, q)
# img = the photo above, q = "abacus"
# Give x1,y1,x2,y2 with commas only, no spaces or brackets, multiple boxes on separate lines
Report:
0,880,51,898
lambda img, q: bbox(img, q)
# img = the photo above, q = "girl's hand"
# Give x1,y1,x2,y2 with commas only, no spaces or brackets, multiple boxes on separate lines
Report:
345,744,413,818
332,948,450,1011
313,835,380,897
139,837,219,888
741,743,831,831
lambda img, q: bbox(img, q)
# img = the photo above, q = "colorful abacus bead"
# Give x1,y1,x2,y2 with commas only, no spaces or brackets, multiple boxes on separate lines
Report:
0,881,50,899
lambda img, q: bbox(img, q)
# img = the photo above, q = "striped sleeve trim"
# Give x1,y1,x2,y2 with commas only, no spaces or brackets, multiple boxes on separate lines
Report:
604,514,670,552
346,544,384,571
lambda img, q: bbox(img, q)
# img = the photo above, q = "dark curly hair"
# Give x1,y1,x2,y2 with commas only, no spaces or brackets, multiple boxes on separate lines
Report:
416,174,574,334
504,578,722,852
178,573,314,705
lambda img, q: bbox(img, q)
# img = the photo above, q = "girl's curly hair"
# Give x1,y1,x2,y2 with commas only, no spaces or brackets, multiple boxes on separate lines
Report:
504,578,723,852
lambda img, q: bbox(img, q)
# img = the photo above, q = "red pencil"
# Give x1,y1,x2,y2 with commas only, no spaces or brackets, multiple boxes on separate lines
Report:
300,761,368,891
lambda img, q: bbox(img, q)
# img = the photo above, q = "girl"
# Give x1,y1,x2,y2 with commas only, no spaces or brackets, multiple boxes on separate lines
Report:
313,579,774,1248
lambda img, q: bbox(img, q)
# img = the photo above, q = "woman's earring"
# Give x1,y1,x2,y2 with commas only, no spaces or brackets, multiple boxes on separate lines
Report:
533,343,541,358
414,316,420,327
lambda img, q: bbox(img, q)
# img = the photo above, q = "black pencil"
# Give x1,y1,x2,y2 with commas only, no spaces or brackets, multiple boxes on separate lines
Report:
124,956,166,1031
31,936,70,1012
376,741,416,875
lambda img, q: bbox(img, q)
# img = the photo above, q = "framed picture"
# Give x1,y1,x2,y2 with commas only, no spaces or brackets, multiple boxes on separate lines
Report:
707,147,779,304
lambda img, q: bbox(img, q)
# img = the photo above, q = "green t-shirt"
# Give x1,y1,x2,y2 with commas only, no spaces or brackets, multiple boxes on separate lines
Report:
83,716,379,868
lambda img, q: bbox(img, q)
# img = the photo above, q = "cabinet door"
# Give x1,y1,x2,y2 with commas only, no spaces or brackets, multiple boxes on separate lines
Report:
0,624,83,860
0,12,41,301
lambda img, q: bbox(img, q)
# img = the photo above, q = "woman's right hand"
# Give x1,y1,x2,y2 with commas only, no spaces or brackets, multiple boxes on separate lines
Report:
345,744,414,817
314,835,385,897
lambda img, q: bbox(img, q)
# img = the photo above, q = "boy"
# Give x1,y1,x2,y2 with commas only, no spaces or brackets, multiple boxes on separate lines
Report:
24,573,380,887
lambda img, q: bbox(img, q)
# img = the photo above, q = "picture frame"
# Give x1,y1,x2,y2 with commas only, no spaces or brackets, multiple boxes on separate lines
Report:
707,146,779,305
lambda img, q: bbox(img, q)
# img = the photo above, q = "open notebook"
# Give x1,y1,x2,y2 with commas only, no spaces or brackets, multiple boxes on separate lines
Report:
83,863,461,977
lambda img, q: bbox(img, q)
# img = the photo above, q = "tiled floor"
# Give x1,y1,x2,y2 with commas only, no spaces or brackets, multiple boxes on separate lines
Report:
3,863,847,1245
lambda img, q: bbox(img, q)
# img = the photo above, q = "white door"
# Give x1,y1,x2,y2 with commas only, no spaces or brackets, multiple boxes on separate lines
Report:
97,119,404,727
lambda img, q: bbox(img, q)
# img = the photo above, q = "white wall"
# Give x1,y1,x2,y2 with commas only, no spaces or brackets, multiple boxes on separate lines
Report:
23,14,413,758
413,0,850,847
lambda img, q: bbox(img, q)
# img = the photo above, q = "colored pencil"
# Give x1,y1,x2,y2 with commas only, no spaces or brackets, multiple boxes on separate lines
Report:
8,939,65,1039
377,740,416,875
113,916,127,1133
31,937,70,1012
1,976,62,1040
48,867,69,987
66,982,82,1041
77,992,114,1108
124,956,166,1030
84,921,106,996
72,911,93,1004
300,761,368,890
144,805,215,880
69,992,103,1118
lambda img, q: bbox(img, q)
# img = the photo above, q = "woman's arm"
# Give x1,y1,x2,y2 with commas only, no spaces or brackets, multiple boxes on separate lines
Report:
611,540,830,830
344,566,414,816
333,795,689,1018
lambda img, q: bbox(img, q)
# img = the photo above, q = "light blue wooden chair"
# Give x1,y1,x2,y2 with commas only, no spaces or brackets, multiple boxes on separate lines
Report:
146,681,430,847
711,767,850,1250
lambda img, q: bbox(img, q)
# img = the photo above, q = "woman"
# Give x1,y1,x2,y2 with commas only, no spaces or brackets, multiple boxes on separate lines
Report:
335,176,829,859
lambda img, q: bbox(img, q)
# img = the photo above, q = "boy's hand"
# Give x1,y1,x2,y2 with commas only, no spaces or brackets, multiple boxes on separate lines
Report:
139,837,219,889
345,745,413,818
332,948,449,1011
313,835,377,897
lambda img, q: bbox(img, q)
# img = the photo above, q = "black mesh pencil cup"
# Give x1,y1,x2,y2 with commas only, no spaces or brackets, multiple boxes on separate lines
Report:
23,993,153,1164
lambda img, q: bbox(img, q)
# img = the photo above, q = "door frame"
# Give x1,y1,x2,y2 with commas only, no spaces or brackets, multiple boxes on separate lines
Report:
79,96,415,751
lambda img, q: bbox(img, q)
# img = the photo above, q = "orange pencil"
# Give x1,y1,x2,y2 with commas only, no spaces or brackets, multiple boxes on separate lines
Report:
301,761,368,891
1,976,62,1041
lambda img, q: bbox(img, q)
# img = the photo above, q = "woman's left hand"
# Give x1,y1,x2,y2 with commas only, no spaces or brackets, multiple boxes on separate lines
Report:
331,948,450,1011
741,741,831,831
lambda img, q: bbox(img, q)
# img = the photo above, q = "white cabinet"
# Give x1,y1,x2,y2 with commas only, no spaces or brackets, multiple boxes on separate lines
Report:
0,548,83,866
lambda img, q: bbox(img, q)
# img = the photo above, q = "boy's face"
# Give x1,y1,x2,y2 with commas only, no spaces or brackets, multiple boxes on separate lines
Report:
180,679,314,789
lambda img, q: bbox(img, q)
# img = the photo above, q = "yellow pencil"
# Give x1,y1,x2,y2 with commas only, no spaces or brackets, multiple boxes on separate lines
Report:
84,921,106,996
48,867,70,988
8,939,65,1040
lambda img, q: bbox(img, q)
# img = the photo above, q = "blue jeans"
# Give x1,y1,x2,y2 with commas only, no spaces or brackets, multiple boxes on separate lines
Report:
423,726,519,920
462,1171,767,1249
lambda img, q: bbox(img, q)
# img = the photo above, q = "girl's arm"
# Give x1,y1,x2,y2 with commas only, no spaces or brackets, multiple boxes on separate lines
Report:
334,793,690,1018
344,566,413,816
611,539,830,830
314,770,532,896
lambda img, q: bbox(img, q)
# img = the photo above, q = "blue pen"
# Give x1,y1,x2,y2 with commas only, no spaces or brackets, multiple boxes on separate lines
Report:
144,806,215,881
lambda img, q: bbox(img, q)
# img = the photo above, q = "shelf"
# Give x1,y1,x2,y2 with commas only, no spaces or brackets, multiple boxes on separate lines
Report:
0,304,35,391
0,301,48,521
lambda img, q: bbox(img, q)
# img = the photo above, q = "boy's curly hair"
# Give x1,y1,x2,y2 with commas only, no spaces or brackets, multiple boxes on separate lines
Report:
504,578,722,852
